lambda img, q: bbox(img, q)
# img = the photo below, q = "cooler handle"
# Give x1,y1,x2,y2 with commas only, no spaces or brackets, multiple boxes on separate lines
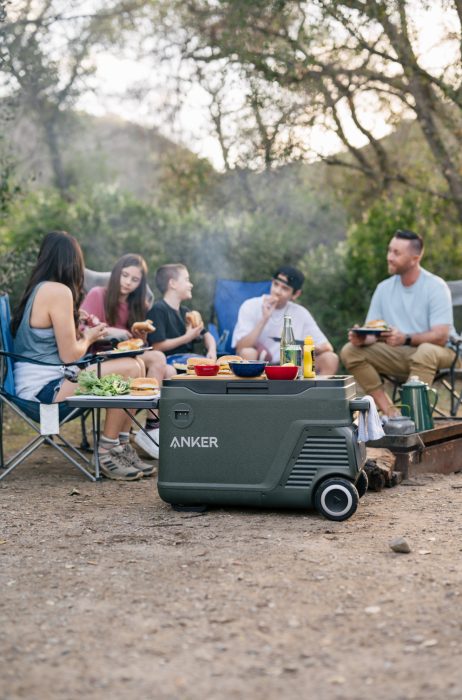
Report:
226,383,269,394
349,398,370,412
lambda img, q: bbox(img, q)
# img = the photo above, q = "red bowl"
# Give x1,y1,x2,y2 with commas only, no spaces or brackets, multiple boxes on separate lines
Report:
194,364,220,377
265,365,299,380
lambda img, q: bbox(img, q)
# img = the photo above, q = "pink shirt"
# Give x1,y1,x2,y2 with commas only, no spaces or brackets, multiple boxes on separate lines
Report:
80,286,130,330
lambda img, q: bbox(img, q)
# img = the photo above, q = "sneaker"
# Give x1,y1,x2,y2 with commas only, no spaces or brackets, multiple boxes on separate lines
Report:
121,444,157,477
98,447,143,481
134,427,159,459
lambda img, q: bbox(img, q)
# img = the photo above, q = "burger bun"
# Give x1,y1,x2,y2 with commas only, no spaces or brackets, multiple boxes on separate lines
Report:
116,338,145,351
130,377,159,395
365,319,389,330
186,357,212,374
131,320,155,334
217,355,243,374
185,310,203,328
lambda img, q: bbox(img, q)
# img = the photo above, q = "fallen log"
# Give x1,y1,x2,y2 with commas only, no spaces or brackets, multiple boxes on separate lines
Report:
364,447,402,491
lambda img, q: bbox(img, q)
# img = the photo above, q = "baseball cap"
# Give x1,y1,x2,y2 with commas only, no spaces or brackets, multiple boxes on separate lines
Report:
273,265,305,292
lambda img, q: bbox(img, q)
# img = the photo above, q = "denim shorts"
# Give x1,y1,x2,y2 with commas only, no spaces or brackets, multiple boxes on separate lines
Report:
36,378,64,404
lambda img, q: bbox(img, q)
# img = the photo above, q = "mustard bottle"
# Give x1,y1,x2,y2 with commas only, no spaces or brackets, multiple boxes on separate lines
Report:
303,335,315,378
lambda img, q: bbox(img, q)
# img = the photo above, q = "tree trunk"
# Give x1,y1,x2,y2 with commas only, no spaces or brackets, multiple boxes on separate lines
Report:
409,77,462,222
43,117,68,194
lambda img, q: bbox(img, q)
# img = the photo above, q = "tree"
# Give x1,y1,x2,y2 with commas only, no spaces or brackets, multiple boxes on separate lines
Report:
0,0,148,192
154,0,462,220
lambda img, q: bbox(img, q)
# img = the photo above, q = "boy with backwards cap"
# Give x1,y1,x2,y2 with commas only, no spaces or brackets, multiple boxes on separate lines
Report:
232,265,338,376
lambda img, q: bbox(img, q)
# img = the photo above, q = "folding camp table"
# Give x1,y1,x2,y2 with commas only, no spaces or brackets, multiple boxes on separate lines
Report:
65,393,160,479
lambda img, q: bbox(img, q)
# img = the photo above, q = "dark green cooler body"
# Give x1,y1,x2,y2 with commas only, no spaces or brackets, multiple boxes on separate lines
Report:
158,375,367,511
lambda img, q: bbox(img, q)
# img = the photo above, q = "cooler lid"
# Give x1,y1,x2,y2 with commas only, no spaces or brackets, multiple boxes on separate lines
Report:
163,375,355,395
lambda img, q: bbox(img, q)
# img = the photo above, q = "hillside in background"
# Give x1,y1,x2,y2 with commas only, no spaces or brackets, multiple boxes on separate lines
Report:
1,97,443,242
1,105,190,200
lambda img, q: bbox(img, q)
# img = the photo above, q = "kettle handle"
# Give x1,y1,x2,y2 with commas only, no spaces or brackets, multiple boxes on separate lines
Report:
428,387,438,414
394,402,411,416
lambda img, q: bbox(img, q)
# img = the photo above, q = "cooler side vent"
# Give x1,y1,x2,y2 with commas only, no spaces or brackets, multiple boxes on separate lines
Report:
286,436,349,487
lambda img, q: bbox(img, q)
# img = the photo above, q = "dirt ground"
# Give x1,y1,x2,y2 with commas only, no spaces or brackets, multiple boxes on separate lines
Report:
1,421,462,700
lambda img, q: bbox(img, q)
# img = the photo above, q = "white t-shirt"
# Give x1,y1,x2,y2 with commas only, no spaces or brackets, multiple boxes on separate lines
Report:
232,296,328,361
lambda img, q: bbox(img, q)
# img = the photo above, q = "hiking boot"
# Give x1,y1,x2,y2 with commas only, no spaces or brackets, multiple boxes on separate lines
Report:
98,447,143,481
134,427,159,460
121,444,157,477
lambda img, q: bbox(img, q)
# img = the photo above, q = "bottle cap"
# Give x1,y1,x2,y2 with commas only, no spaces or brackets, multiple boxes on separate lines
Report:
304,336,313,344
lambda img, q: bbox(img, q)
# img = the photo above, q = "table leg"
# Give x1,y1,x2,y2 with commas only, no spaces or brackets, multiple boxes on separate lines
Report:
91,407,101,480
124,409,159,449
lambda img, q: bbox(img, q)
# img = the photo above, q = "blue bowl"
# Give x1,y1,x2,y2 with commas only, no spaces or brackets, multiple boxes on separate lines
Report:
229,361,267,378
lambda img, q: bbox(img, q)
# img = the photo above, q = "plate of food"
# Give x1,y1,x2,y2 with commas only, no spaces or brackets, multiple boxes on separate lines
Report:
349,320,390,335
96,338,151,358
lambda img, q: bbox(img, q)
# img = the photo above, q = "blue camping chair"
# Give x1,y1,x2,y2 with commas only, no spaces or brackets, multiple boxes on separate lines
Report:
209,279,272,355
0,294,97,481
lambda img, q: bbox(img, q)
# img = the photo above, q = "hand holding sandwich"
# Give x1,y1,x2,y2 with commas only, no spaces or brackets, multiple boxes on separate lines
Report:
131,320,155,341
184,310,204,341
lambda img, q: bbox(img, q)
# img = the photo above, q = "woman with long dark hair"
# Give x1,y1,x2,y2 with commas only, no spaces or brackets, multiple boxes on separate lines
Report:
81,253,174,389
12,231,153,480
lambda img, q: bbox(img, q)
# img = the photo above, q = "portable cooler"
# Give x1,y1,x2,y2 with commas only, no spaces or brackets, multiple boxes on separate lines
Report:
158,375,369,521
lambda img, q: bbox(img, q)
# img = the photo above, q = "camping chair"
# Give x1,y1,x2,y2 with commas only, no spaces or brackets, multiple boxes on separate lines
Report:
0,294,98,481
209,279,272,355
382,280,462,418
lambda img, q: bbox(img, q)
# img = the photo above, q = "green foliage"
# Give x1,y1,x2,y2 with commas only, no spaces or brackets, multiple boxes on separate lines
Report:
300,242,351,351
2,183,461,357
0,178,346,312
344,192,462,323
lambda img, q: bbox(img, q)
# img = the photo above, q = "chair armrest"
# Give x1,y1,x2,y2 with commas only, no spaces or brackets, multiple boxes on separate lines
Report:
0,350,94,368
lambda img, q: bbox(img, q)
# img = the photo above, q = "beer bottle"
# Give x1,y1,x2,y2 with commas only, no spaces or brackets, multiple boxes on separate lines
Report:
280,316,301,370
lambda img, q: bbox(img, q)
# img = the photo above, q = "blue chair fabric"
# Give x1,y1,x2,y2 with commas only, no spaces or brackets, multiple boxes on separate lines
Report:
211,279,272,355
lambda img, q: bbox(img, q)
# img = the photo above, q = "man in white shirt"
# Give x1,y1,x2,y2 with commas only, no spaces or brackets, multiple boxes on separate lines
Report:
232,265,339,375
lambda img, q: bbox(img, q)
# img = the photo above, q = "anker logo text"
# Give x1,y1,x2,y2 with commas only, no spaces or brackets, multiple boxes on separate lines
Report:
170,436,218,448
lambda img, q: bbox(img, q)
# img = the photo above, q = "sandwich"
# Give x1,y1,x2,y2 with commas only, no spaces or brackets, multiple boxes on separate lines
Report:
365,319,390,330
217,355,243,375
130,376,160,396
185,310,203,328
116,338,145,351
131,320,155,334
186,357,212,374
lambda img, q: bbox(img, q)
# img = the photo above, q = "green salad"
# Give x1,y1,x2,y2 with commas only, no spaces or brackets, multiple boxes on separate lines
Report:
76,370,131,396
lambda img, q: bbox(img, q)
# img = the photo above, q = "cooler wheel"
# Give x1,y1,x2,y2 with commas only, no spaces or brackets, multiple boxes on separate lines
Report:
314,478,359,521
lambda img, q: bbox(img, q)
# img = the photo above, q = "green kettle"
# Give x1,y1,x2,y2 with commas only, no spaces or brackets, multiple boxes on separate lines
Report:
399,376,438,432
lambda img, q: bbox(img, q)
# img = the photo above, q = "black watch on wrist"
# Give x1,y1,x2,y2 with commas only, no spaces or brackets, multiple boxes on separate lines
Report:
404,334,412,346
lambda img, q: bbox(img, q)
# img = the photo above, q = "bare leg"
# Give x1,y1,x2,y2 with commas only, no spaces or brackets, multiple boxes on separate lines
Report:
316,351,339,376
140,349,172,383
